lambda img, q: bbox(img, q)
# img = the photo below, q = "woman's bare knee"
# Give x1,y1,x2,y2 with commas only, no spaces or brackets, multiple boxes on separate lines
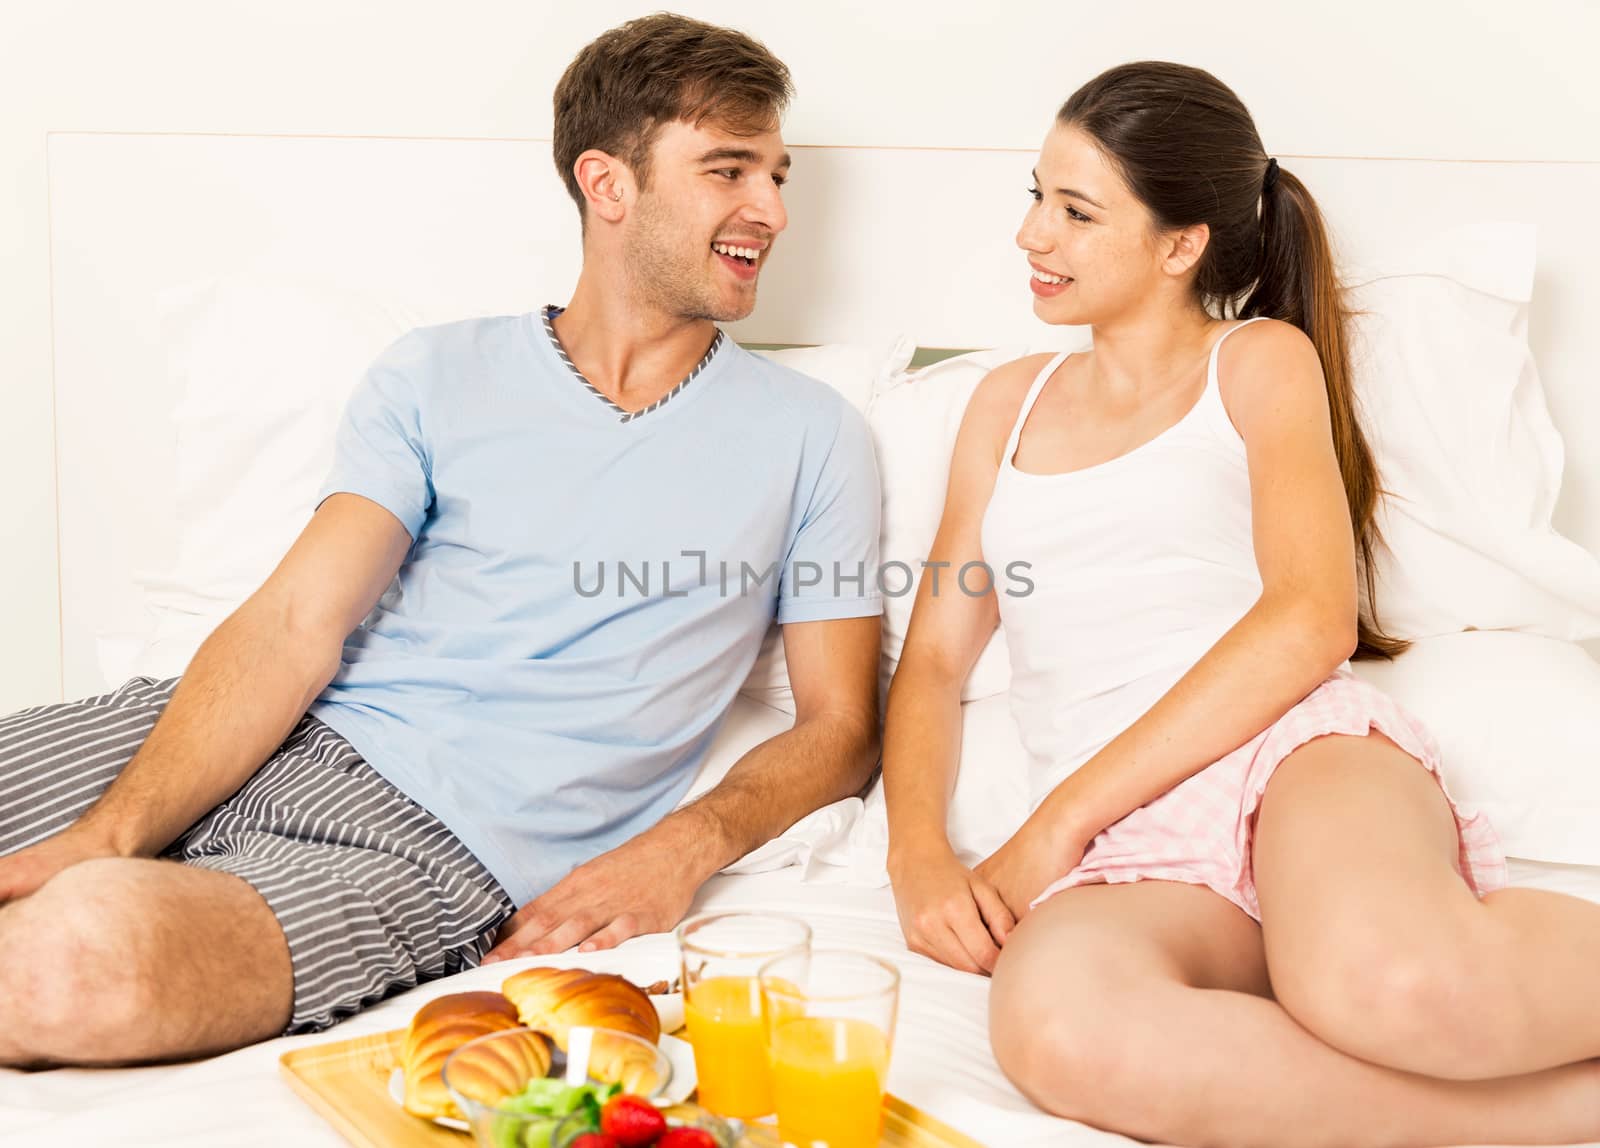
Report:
989,883,1268,1134
1256,734,1530,1079
1268,917,1525,1080
990,957,1147,1127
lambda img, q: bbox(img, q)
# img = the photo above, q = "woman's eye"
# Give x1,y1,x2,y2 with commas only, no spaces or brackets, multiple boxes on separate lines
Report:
1067,206,1091,222
1026,185,1043,202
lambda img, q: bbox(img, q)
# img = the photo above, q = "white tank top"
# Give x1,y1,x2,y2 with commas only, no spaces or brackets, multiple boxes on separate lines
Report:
979,317,1271,804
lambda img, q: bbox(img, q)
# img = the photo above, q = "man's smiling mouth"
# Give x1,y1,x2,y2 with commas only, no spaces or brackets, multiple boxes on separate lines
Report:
711,241,760,266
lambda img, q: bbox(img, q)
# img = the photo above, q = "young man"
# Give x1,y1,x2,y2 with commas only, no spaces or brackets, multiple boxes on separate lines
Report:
0,14,882,1066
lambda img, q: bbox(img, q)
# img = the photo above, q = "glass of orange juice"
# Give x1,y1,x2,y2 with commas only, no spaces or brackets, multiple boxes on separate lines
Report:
759,949,900,1148
676,911,811,1119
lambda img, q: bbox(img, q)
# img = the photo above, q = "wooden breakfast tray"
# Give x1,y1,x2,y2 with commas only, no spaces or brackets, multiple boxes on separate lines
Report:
280,1027,986,1148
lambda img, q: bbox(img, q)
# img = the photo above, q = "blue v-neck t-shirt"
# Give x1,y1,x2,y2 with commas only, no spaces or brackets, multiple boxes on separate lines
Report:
307,312,882,905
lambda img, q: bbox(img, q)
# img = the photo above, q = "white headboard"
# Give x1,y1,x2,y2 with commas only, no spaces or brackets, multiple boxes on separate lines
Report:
48,132,1600,697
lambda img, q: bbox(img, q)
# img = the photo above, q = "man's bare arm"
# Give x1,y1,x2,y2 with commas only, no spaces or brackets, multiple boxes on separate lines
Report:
69,494,413,860
483,612,882,959
668,613,881,872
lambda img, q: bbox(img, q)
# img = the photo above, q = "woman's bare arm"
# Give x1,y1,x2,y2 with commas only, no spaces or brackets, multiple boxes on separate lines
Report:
979,321,1359,911
883,356,1047,971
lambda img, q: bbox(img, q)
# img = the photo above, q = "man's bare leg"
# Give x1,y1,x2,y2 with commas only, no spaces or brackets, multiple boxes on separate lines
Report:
0,857,293,1066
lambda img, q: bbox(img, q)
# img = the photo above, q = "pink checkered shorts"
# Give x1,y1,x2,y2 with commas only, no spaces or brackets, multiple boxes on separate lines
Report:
1031,668,1508,921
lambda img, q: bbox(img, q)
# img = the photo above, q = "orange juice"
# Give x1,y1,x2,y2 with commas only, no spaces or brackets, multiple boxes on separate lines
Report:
684,975,772,1117
769,1016,891,1148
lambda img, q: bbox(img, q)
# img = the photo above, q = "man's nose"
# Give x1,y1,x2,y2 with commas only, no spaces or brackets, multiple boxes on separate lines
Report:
744,177,788,236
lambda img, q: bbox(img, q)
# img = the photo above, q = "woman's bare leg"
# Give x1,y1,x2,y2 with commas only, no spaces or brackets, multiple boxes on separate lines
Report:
1255,731,1600,1080
989,880,1600,1148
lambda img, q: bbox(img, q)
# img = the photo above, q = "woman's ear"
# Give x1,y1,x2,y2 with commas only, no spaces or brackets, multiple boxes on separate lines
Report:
573,149,630,225
1161,222,1210,278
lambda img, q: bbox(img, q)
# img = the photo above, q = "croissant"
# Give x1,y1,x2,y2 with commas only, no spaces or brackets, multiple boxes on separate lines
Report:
499,967,661,1049
401,991,551,1119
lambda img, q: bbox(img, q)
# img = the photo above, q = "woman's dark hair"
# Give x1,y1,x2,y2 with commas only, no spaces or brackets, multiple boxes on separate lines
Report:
1060,61,1404,660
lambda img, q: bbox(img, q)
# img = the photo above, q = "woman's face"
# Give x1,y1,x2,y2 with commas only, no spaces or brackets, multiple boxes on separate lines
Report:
1016,122,1168,326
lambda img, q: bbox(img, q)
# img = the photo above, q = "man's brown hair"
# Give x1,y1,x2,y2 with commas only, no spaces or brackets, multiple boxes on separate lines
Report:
552,13,794,223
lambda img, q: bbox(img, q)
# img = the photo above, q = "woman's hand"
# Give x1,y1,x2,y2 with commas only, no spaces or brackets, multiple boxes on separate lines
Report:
975,818,1088,920
889,846,1016,975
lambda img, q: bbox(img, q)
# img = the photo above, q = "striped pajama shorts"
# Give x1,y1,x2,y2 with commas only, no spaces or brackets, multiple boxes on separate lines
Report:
0,676,516,1034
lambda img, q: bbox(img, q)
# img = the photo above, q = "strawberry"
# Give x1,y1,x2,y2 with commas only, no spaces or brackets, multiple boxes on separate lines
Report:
656,1129,720,1148
599,1094,668,1148
568,1136,620,1148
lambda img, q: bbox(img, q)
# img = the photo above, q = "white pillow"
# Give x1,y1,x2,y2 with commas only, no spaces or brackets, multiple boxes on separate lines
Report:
680,693,864,876
842,691,1034,886
135,273,444,621
729,338,916,713
754,336,913,418
1347,222,1600,640
102,611,220,684
866,347,1034,703
1350,632,1600,866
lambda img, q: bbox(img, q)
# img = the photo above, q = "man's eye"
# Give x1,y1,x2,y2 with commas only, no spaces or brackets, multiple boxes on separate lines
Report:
714,168,741,180
773,174,787,188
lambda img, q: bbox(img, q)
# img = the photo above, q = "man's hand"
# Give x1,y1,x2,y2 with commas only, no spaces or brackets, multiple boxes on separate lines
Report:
889,846,1014,975
0,827,120,904
481,825,709,963
974,818,1088,921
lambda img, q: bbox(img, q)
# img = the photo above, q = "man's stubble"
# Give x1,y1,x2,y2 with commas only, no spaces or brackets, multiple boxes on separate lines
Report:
621,192,759,324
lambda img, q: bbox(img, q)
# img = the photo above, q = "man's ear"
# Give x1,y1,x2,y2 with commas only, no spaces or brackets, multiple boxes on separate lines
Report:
1161,221,1210,277
573,149,631,225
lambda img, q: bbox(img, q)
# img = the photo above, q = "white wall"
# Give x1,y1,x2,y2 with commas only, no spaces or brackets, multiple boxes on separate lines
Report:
4,0,1598,711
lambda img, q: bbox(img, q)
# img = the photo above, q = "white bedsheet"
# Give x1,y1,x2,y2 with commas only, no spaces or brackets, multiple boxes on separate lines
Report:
4,859,1598,1148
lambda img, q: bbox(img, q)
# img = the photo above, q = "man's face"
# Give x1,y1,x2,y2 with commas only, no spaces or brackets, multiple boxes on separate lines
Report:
621,118,791,323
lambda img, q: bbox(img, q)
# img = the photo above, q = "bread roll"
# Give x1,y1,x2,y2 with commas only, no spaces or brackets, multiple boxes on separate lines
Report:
401,991,550,1119
582,1027,670,1095
500,967,662,1049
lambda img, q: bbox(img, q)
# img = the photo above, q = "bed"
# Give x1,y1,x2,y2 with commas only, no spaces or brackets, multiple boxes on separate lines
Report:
5,860,1600,1147
4,860,1598,1147
13,130,1600,1147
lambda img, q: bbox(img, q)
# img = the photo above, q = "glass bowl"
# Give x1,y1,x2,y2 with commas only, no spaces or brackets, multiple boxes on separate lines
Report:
442,1026,674,1148
551,1102,746,1148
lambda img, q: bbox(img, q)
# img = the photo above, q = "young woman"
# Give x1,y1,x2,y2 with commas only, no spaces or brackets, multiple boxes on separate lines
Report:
883,62,1600,1146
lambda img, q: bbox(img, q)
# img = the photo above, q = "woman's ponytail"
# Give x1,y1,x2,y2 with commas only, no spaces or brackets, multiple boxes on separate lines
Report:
1243,164,1406,660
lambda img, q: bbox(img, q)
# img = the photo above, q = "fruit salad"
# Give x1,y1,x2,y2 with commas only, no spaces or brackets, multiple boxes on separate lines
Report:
488,1079,622,1148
